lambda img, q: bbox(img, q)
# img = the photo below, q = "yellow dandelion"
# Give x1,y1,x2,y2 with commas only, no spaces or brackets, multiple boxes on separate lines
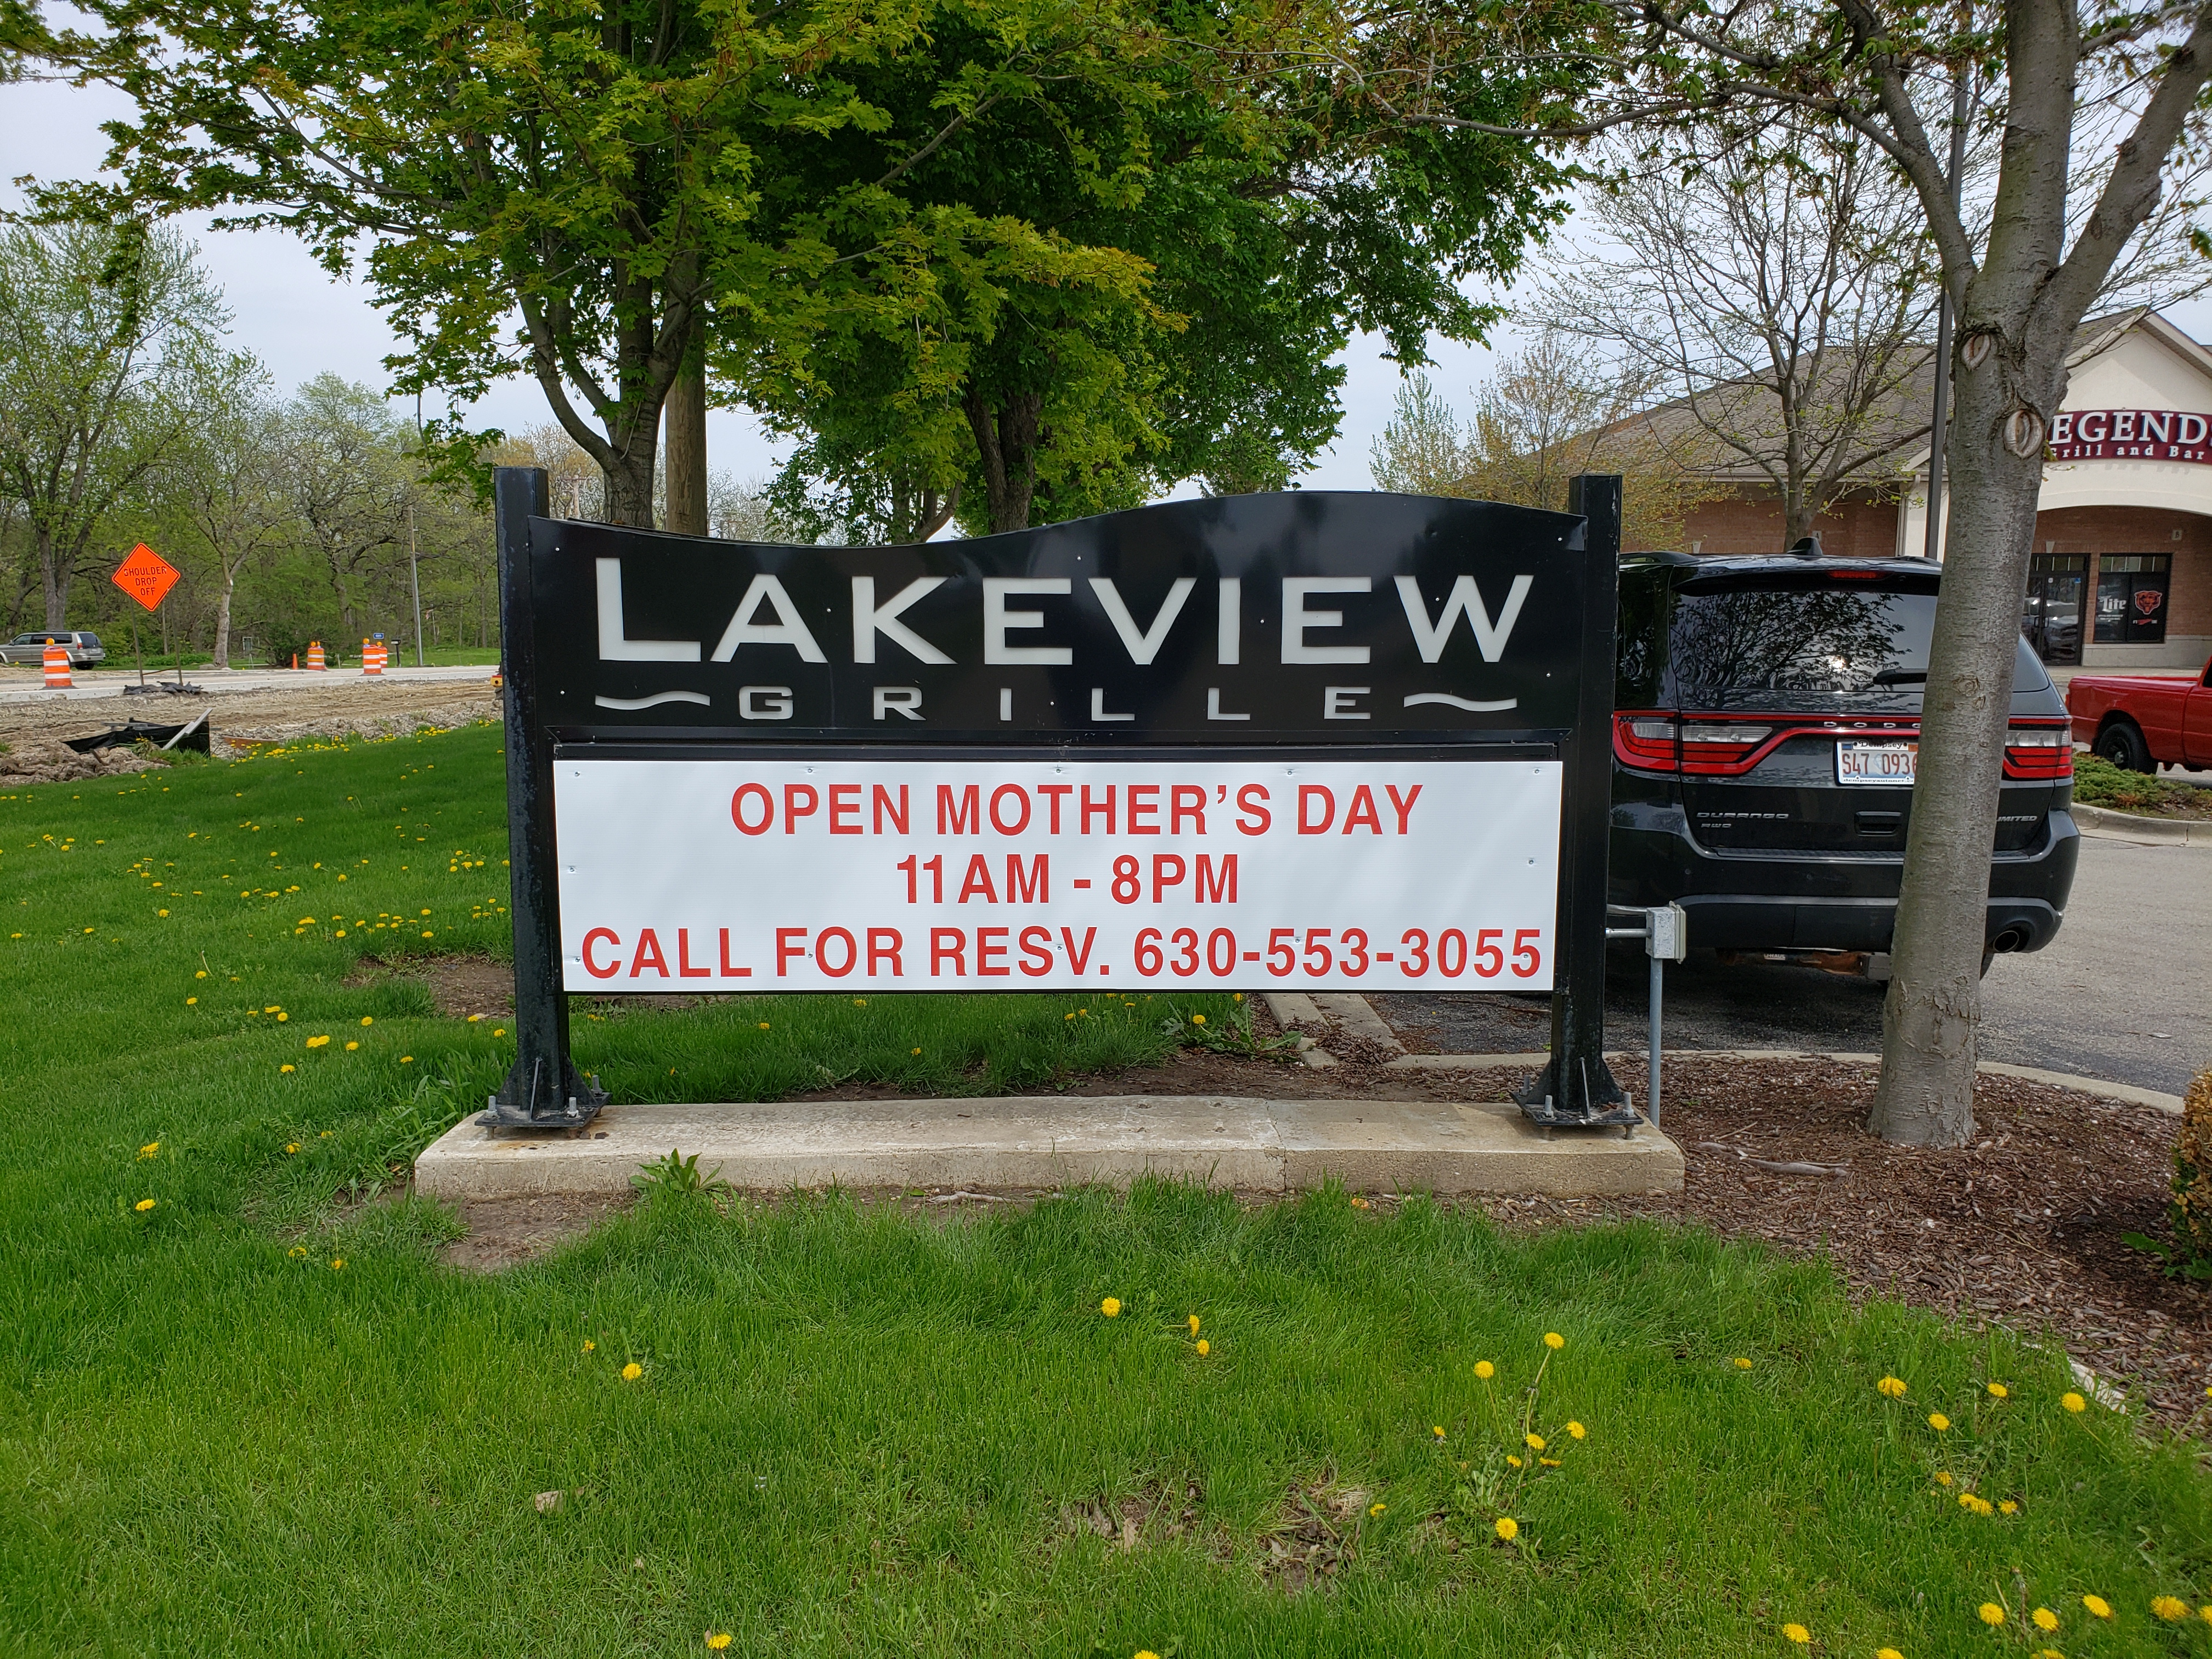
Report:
621,1362,643,1381
137,1142,159,1159
1538,1457,1560,1467
706,1637,732,1651
1566,1421,1585,1440
1136,1652,1161,1659
583,1340,595,1352
306,1034,330,1048
279,1064,295,1074
1987,1382,2009,1398
1877,1375,1907,1397
284,1142,300,1154
1525,1432,1545,1451
1493,1516,1517,1541
2032,1607,2057,1631
329,1258,344,1270
2153,1596,2188,1621
1877,1649,1905,1659
2061,1392,2086,1412
1368,1502,1385,1517
1781,1624,1809,1644
492,1028,505,1036
2083,1595,2111,1618
1100,1297,1120,1318
1927,1412,1950,1431
1543,1332,1564,1349
910,1047,921,1055
361,1016,373,1026
1978,1603,2006,1626
1506,1454,1522,1468
1933,1471,1953,1486
1733,1356,1752,1369
195,969,207,978
287,1245,308,1260
1191,1013,1205,1024
758,1022,770,1030
345,1041,358,1051
185,995,196,1005
1474,1360,1495,1380
1432,1425,1446,1440
1999,1500,2017,1514
1194,1340,1209,1356
400,1056,413,1063
134,1198,155,1212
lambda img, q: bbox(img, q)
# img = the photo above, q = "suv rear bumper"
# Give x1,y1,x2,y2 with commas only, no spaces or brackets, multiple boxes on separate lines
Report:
1609,805,2080,953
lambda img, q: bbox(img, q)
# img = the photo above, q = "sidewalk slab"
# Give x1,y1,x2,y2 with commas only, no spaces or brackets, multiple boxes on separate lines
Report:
415,1093,1684,1202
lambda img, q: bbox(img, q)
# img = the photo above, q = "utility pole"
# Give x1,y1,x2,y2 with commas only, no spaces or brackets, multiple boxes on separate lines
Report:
1922,70,1973,563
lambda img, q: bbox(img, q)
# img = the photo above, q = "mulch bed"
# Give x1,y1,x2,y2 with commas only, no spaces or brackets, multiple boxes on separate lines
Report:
1504,1056,2211,1430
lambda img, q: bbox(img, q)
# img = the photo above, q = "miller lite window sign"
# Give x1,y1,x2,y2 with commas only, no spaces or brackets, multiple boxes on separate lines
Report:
2094,555,2171,645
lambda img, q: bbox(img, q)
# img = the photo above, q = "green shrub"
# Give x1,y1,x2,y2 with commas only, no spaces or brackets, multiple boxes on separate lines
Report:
2071,752,2199,813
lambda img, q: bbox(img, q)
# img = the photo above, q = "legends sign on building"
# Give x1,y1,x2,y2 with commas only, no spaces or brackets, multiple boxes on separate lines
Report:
489,479,1629,1128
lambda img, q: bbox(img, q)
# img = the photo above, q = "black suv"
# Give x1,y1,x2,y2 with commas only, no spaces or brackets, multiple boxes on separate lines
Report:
1610,551,2079,960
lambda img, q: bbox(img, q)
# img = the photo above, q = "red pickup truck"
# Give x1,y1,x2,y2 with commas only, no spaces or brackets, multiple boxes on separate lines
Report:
2066,653,2212,772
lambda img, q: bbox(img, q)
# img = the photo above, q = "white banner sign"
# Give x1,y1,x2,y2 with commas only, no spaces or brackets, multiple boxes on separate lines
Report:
554,758,1561,991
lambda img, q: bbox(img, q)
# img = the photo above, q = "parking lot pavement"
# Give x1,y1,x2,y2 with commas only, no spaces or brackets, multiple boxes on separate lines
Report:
1377,835,2211,1096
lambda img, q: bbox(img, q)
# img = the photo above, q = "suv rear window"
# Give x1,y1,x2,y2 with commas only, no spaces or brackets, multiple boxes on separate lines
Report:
1671,588,1938,695
1617,569,2051,706
77,634,100,647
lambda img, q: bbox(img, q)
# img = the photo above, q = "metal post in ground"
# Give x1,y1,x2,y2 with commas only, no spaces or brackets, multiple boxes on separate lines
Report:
481,465,605,1130
1516,473,1636,1129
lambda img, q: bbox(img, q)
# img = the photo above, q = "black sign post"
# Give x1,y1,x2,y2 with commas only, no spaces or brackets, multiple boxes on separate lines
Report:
486,467,607,1128
486,469,1630,1134
1513,475,1633,1128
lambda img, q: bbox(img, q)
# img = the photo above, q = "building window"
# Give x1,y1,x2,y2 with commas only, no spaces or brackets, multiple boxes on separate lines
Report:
2094,552,2172,644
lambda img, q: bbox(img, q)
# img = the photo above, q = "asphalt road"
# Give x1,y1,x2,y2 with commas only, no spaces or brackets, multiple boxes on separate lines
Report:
1378,832,2211,1096
0,663,496,704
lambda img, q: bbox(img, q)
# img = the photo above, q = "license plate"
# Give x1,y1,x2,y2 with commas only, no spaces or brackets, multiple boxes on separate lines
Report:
1837,741,1916,785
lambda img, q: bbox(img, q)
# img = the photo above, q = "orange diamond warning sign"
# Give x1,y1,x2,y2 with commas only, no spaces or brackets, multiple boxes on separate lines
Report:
113,543,180,611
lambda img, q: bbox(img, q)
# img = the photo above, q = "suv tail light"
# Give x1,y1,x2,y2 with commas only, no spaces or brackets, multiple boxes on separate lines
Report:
2004,721,2074,780
1613,714,1782,775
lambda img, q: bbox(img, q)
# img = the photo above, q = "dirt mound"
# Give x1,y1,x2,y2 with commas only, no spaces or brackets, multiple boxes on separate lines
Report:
0,737,165,785
221,697,499,752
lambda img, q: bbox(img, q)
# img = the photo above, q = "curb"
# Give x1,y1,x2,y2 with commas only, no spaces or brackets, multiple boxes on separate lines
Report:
1273,995,2186,1117
2073,802,2212,846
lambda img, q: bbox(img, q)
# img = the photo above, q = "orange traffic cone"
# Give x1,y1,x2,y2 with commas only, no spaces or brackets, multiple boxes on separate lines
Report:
42,642,72,689
307,640,326,670
362,639,384,676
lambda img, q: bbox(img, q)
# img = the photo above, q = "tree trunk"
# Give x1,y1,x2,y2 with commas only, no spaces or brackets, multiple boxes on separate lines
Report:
1866,331,2050,1144
602,436,659,528
964,389,1043,533
663,361,708,535
212,566,237,668
38,525,68,629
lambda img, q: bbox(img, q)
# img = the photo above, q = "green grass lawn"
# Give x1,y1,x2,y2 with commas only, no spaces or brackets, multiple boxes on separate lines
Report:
3,725,2209,1655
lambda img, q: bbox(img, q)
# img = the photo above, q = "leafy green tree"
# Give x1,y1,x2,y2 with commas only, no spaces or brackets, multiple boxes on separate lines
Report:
55,0,1232,526
0,222,235,627
154,363,290,667
747,8,1585,535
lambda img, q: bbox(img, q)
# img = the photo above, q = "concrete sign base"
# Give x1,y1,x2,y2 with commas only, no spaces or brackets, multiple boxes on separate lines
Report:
414,1092,1684,1203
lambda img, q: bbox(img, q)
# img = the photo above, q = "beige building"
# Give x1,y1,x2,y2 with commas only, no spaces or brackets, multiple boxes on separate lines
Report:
1674,307,2210,670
